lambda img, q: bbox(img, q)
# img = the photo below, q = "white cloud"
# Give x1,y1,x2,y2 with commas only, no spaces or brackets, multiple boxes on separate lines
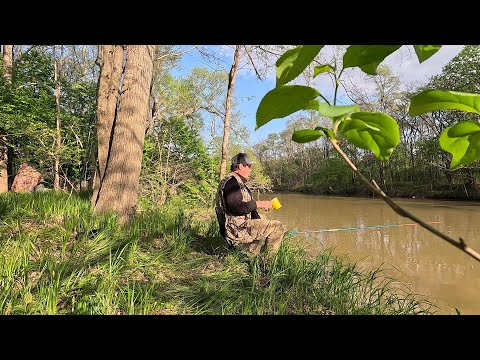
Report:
223,45,464,89
311,45,465,104
384,45,464,86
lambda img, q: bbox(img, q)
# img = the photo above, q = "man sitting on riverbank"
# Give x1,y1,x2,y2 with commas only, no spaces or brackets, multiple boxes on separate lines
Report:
215,153,286,258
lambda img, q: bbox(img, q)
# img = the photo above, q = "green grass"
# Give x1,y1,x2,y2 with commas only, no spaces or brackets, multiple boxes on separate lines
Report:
0,191,434,315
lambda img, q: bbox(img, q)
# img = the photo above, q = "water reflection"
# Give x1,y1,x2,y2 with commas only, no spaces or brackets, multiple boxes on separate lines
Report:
260,192,480,314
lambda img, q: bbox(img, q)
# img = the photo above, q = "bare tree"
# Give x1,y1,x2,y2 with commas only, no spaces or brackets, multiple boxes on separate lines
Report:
219,45,242,180
196,45,280,179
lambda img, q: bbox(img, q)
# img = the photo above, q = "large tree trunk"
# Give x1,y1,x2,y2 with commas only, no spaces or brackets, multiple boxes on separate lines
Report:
1,45,13,193
94,45,154,223
2,45,12,82
219,45,241,180
91,45,124,205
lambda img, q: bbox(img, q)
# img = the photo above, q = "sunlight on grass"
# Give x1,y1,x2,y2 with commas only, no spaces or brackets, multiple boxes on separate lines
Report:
0,192,434,315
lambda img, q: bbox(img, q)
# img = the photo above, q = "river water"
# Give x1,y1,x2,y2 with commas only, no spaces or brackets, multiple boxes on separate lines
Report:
259,192,480,314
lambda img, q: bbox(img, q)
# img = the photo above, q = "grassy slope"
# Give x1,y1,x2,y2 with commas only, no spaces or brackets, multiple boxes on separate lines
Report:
0,192,434,315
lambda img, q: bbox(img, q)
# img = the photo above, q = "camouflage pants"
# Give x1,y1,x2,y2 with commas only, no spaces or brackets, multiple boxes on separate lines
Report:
227,217,286,257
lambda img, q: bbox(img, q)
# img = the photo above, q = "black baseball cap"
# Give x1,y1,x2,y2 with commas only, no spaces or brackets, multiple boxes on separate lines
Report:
231,153,256,165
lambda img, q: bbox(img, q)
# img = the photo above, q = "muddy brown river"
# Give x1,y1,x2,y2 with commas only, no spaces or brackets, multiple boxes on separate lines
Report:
259,192,480,314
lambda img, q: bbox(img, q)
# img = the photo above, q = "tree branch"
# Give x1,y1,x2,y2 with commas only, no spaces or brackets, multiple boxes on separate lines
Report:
200,104,224,118
330,138,480,263
243,45,262,81
156,45,200,61
255,46,284,57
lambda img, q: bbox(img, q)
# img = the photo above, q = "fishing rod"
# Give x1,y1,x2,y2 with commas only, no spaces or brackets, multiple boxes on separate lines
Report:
288,221,440,235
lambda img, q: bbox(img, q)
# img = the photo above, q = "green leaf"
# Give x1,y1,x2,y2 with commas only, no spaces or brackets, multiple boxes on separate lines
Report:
313,64,333,78
340,112,400,161
343,45,402,75
310,102,360,119
256,85,320,129
359,60,382,75
439,121,480,169
305,99,321,111
315,126,333,138
413,45,442,63
409,90,480,116
292,129,326,143
276,45,324,87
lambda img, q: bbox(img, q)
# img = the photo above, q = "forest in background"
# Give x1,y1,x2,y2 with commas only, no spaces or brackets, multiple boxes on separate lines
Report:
1,45,479,217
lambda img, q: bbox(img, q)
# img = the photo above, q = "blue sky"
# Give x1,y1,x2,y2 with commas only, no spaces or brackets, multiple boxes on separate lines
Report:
174,46,280,145
174,45,464,145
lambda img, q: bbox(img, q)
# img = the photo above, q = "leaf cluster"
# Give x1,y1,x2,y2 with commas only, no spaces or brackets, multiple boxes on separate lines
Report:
256,45,480,169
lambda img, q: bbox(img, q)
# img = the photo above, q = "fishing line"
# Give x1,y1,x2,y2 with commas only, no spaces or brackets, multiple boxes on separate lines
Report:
288,221,440,235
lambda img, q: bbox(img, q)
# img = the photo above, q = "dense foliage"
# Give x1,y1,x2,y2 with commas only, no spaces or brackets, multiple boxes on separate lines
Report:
141,116,218,207
0,46,270,205
0,49,97,188
254,46,480,199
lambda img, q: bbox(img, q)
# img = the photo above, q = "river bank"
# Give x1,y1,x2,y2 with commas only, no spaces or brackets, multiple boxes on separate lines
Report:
0,191,434,315
272,183,480,201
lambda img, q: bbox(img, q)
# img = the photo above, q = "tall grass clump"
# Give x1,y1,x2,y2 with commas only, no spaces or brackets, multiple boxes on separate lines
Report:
0,192,210,314
176,240,434,315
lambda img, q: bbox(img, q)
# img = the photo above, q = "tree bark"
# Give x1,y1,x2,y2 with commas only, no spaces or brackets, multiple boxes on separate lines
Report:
1,45,13,193
91,45,124,205
219,45,241,180
94,45,154,223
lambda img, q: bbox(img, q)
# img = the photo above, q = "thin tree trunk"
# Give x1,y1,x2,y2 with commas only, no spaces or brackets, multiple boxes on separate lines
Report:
91,45,124,206
1,45,13,193
158,124,166,204
84,123,96,192
94,45,154,223
219,45,241,180
53,45,64,191
378,160,385,188
0,136,7,193
145,77,156,136
88,47,103,193
6,145,14,190
409,141,414,182
82,45,87,82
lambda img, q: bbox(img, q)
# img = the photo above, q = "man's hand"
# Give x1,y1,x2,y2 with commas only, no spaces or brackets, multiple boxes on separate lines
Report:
256,200,273,211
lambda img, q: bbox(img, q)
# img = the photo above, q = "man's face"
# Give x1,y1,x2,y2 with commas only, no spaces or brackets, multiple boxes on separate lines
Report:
237,163,252,179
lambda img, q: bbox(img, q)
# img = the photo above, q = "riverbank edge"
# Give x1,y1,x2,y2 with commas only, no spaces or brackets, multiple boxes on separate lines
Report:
0,192,435,315
272,185,480,201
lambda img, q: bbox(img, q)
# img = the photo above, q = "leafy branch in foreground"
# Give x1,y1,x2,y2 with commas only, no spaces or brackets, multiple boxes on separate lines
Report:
256,45,480,263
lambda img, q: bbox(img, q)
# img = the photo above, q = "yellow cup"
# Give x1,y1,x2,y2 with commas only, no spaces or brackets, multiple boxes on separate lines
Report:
271,197,282,210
